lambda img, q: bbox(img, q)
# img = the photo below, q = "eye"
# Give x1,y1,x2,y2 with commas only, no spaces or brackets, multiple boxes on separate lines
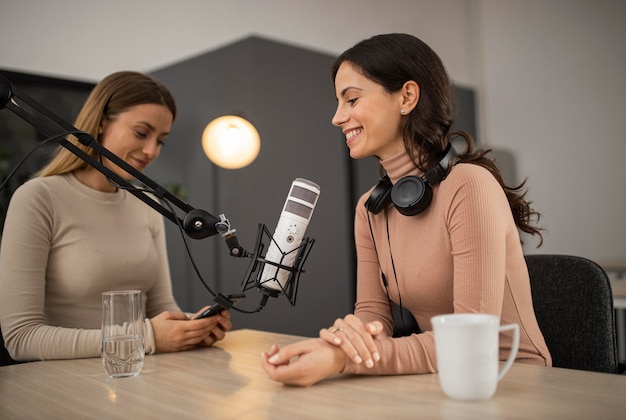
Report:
135,130,148,139
157,139,166,147
347,97,358,106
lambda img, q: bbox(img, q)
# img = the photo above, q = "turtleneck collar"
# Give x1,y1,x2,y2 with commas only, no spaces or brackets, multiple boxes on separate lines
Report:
379,148,423,184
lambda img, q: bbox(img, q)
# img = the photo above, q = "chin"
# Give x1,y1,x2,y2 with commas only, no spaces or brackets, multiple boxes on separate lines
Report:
119,171,138,181
348,147,362,159
349,149,372,160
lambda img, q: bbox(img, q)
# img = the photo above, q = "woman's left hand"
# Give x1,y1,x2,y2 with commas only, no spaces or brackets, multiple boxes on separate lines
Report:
261,338,346,387
196,309,232,347
319,314,384,368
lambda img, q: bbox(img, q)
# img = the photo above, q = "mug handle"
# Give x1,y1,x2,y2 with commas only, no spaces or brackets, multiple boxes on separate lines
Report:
497,323,520,381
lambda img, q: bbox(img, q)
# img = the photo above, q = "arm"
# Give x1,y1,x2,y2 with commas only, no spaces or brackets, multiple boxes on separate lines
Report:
318,197,394,368
142,205,232,352
144,213,181,316
322,165,513,375
0,180,101,360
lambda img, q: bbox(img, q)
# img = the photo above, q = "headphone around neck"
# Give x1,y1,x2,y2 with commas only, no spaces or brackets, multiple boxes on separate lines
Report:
365,144,458,216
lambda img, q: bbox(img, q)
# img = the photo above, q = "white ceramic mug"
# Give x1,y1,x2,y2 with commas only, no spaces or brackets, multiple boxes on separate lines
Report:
101,290,145,378
431,313,520,400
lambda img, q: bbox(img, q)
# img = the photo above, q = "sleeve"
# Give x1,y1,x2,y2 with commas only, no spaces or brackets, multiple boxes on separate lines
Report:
352,194,395,335
346,196,437,375
446,166,510,316
0,181,101,361
138,207,181,355
345,166,511,375
144,214,181,318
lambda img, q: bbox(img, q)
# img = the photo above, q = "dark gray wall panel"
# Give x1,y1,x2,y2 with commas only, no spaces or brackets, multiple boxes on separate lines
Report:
147,36,476,338
149,37,353,337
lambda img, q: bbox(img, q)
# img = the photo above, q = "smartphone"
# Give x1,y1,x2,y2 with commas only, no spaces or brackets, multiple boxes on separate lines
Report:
193,293,246,319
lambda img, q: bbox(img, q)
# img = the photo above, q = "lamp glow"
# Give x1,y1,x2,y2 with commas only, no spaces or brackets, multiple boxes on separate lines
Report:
202,115,260,169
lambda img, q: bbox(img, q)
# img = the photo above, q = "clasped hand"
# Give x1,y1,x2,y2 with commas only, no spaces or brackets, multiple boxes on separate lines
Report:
261,314,384,386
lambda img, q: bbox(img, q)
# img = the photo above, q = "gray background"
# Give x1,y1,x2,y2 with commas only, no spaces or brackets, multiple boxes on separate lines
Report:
1,0,625,336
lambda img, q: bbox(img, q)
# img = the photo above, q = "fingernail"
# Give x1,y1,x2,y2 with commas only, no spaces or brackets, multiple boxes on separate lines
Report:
373,352,381,362
269,354,279,364
366,359,374,368
333,338,341,345
355,355,363,364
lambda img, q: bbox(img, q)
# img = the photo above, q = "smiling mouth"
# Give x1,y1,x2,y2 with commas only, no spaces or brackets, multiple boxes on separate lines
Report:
345,128,362,141
130,158,149,170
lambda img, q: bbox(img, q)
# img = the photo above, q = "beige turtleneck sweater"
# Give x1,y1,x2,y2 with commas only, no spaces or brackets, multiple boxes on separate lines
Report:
343,149,551,375
0,173,181,361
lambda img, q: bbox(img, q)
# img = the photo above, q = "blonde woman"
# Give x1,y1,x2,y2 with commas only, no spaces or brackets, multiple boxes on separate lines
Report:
0,71,230,362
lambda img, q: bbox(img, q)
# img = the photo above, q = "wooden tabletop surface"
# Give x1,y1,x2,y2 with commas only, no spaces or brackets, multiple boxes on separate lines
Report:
1,329,625,419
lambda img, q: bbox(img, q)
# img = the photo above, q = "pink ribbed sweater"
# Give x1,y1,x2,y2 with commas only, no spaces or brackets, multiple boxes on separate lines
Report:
343,149,551,375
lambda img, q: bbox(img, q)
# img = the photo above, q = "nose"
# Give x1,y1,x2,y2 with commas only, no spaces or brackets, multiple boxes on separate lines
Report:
332,104,348,127
142,139,160,159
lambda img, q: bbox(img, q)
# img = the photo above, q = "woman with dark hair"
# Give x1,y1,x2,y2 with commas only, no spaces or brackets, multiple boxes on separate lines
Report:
0,71,231,362
262,34,550,387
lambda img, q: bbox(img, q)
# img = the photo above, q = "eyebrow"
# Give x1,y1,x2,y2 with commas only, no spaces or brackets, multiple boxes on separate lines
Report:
339,86,363,98
137,120,170,136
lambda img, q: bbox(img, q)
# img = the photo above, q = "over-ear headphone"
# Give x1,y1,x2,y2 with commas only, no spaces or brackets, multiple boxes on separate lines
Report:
365,144,457,216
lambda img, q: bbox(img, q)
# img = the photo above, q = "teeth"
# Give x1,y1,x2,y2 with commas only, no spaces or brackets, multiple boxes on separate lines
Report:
346,129,362,140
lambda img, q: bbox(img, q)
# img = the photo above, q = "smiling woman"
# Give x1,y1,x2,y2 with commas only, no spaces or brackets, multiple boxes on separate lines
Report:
261,33,549,387
0,71,233,363
71,102,173,190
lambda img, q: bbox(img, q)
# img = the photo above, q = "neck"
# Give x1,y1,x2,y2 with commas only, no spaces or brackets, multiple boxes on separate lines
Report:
379,148,422,184
73,167,118,193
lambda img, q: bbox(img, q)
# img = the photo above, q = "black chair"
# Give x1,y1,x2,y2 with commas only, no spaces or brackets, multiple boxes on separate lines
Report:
1,326,23,367
392,305,421,337
525,254,621,374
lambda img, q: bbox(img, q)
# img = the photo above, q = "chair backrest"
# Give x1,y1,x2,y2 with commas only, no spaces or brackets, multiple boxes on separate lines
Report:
525,254,618,373
1,326,19,366
1,325,26,367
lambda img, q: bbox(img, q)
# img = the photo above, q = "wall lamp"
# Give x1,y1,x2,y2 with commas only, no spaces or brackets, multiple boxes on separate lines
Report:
202,115,260,169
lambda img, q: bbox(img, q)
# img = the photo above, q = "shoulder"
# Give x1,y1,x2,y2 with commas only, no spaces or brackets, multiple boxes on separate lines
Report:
438,163,509,217
11,176,63,202
5,176,67,225
446,163,496,183
442,163,502,194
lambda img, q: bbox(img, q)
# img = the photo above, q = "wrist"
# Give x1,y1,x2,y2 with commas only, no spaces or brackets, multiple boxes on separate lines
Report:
333,344,348,374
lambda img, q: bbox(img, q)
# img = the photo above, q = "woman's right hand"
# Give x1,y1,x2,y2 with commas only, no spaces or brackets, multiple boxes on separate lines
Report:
319,314,384,368
261,338,347,387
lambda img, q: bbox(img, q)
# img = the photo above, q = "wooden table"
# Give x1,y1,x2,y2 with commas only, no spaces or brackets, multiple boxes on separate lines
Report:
1,329,625,419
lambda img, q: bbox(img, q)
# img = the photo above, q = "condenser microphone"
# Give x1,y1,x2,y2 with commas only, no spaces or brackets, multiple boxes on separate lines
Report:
259,178,320,293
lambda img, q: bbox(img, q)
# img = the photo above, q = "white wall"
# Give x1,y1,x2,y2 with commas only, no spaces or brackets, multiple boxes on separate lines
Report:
0,0,476,84
1,0,625,262
477,0,626,260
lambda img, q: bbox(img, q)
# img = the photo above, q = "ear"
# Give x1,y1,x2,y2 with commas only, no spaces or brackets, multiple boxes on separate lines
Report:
98,118,107,137
400,80,420,113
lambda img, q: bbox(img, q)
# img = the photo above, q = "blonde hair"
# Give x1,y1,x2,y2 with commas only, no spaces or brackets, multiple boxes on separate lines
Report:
37,71,177,177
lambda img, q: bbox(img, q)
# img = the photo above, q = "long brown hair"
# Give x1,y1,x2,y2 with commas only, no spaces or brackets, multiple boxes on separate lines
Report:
37,71,177,177
332,33,543,244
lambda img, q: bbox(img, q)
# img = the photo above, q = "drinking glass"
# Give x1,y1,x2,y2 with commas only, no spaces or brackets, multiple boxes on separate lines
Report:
101,290,145,378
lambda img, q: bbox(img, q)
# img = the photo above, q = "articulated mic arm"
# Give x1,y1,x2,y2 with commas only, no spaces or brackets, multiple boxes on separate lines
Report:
0,74,313,310
0,74,239,244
